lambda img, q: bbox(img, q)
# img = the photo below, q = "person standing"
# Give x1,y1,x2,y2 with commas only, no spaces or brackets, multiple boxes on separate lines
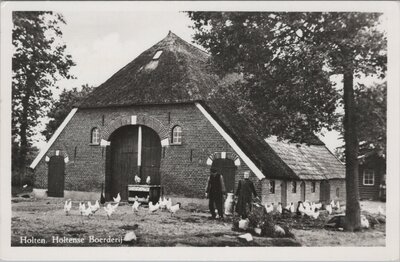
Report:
205,168,226,220
235,171,258,219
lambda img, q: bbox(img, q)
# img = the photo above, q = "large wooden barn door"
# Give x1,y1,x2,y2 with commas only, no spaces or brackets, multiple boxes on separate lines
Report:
211,159,236,193
141,126,161,185
47,155,65,197
320,180,331,203
110,126,138,201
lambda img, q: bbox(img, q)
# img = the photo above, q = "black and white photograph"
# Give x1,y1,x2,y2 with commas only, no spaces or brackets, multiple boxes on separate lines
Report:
0,1,399,261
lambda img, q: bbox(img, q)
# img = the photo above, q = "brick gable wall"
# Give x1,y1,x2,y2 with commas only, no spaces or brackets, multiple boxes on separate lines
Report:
33,103,262,198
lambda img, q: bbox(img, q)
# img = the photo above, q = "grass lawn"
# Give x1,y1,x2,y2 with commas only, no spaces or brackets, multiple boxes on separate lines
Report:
11,197,385,247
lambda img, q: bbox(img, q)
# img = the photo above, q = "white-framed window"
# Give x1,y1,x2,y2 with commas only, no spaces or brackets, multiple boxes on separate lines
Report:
172,126,182,145
269,180,275,194
363,169,375,186
91,127,100,144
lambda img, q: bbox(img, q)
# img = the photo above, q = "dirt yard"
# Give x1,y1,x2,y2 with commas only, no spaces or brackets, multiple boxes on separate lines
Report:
11,197,385,247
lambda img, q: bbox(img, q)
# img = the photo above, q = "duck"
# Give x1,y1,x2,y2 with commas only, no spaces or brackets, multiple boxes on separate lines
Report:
64,199,72,215
113,193,121,203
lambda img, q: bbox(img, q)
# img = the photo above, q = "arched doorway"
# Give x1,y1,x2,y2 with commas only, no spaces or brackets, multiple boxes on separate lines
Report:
320,180,331,203
300,181,306,202
211,159,236,193
47,155,65,197
107,125,161,201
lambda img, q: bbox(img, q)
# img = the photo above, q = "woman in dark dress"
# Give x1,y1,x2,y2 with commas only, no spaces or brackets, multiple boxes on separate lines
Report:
235,171,258,219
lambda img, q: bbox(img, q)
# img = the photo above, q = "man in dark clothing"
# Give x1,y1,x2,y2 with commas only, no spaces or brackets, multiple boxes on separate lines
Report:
235,171,258,219
205,168,226,219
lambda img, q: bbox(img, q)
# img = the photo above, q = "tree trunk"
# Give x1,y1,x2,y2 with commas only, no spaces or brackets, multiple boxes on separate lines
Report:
343,71,361,231
18,89,31,182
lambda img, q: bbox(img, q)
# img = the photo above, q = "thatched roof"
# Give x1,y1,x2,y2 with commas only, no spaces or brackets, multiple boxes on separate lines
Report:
78,31,345,181
78,31,218,108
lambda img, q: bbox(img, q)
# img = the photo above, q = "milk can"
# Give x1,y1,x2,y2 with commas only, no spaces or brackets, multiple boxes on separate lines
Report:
224,193,235,215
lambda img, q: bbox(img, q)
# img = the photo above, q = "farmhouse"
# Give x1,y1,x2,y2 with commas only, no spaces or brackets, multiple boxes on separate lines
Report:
30,32,345,206
358,150,386,201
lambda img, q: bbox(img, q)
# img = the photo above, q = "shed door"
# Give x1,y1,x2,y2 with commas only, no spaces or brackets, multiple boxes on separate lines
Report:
281,181,287,206
211,159,236,193
47,155,65,197
110,126,138,200
320,180,330,203
141,126,161,185
300,181,306,202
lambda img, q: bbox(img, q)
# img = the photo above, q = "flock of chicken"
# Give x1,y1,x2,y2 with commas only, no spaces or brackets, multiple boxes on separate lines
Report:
263,199,342,219
63,193,182,219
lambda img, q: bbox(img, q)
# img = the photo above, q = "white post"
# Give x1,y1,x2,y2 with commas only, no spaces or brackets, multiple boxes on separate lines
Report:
138,126,142,166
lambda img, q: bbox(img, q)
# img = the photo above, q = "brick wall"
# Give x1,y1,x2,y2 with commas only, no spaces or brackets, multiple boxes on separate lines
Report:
33,103,262,198
261,178,283,206
329,179,346,202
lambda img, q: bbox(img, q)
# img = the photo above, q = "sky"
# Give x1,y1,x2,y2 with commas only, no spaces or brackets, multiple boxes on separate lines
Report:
33,10,348,152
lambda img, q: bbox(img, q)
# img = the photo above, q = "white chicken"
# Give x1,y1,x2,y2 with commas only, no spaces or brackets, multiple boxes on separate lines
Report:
149,202,159,213
132,200,140,212
265,203,274,213
277,203,283,214
289,202,295,213
78,202,85,216
123,231,137,242
305,208,320,219
113,193,121,203
159,197,168,210
134,175,141,184
146,176,151,185
314,202,322,209
330,199,335,207
166,198,172,211
325,204,333,215
360,215,370,229
104,203,119,219
64,199,72,215
82,205,94,217
87,200,100,214
169,203,181,216
335,201,341,212
284,203,291,211
297,202,306,216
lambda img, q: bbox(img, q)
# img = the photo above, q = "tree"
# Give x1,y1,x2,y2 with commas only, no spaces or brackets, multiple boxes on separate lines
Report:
42,84,94,140
12,11,75,174
187,12,386,231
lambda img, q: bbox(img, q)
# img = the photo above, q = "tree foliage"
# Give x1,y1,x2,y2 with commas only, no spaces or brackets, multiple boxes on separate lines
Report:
12,11,75,170
187,12,386,231
43,84,94,140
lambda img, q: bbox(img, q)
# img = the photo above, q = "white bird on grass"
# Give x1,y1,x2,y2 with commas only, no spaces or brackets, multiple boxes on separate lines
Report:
123,231,137,242
265,203,274,213
159,197,168,210
277,203,283,214
169,203,181,216
149,202,160,213
83,205,94,217
88,200,100,214
132,200,140,212
104,203,119,219
166,198,172,211
113,193,121,203
64,199,72,215
78,202,85,216
325,204,333,215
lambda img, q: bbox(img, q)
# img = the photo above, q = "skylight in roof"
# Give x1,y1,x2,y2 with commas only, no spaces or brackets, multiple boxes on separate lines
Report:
153,50,163,60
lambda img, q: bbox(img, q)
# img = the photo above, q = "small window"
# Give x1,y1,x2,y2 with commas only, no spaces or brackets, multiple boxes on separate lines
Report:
91,128,100,144
172,126,182,145
336,187,340,197
363,169,375,186
311,181,316,193
153,50,163,60
269,180,275,194
291,181,297,193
